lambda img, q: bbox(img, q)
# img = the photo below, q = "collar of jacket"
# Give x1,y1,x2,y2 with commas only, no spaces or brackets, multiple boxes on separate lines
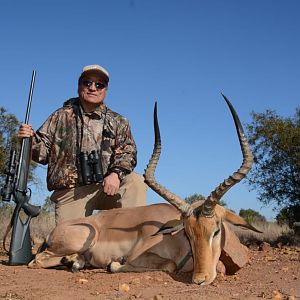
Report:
63,97,107,118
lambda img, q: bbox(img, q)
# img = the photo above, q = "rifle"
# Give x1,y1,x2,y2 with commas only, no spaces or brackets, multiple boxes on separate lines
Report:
0,70,41,265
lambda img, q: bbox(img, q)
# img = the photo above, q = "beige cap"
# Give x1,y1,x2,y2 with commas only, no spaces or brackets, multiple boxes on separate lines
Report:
80,64,109,84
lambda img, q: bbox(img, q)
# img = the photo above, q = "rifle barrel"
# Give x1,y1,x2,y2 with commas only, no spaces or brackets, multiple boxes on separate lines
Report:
24,70,36,125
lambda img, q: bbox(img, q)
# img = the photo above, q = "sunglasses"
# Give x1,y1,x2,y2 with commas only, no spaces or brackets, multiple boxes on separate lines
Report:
80,80,107,90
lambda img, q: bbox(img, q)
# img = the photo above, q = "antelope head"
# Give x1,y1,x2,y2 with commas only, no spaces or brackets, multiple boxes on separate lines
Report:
144,94,261,285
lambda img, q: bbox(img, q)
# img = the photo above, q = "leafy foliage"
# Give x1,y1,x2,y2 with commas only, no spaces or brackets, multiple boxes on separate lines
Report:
184,193,227,207
0,106,38,187
276,204,300,227
246,107,300,223
0,107,19,177
239,208,266,224
184,193,205,205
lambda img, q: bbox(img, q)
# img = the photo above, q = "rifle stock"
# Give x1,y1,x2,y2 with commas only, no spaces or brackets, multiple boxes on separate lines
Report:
1,70,41,265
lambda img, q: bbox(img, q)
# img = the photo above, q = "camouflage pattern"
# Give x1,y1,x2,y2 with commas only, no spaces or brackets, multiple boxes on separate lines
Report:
31,97,137,191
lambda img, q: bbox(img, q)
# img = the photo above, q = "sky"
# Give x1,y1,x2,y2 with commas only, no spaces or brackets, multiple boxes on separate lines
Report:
0,0,299,220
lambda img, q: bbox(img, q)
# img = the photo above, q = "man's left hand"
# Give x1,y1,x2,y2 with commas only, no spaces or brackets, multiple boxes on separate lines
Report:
103,172,120,196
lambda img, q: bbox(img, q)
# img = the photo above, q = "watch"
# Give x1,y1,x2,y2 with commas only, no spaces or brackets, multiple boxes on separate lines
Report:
109,168,128,181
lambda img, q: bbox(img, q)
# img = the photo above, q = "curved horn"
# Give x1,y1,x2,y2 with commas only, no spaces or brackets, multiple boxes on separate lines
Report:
197,94,253,216
144,102,193,217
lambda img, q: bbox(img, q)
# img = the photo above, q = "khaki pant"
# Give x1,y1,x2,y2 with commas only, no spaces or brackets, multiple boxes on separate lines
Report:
50,172,147,224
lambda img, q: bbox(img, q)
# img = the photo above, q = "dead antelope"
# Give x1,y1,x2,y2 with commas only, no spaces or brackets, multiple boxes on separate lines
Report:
28,94,260,285
142,94,261,284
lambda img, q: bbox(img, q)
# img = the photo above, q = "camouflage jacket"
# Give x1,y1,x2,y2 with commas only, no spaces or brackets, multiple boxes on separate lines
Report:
31,97,137,191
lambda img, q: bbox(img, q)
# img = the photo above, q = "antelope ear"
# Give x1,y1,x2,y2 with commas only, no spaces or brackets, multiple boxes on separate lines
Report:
156,219,184,235
224,209,263,233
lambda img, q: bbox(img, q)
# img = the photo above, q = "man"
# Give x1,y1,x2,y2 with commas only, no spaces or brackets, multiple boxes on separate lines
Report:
18,64,147,224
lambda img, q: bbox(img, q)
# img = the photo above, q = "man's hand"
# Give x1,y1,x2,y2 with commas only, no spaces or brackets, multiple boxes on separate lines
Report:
18,124,34,138
103,172,120,196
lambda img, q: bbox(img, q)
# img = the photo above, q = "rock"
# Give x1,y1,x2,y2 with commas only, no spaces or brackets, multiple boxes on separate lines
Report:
266,256,276,262
272,290,283,300
118,283,130,293
216,260,226,275
259,291,266,298
77,278,88,284
259,242,271,252
219,222,249,275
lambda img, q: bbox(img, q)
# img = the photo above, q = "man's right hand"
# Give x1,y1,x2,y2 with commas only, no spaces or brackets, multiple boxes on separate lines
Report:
17,124,34,139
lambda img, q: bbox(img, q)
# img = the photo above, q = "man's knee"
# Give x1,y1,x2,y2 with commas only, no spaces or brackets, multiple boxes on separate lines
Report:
119,172,147,207
122,172,144,185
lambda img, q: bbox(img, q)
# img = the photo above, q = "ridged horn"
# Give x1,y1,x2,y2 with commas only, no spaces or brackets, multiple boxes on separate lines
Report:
144,102,194,217
196,94,253,217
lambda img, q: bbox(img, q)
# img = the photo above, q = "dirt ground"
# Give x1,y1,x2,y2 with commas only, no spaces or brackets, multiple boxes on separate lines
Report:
0,244,299,300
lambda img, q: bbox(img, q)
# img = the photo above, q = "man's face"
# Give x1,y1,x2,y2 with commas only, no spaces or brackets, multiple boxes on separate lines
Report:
78,73,107,110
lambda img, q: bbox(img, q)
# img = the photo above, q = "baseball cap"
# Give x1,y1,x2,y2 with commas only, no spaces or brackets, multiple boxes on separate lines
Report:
79,64,109,84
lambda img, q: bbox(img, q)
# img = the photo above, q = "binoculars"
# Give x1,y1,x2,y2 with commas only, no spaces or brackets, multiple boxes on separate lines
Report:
79,150,103,185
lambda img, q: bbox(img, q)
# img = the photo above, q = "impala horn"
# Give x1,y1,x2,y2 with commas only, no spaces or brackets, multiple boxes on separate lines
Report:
144,102,194,217
195,94,254,217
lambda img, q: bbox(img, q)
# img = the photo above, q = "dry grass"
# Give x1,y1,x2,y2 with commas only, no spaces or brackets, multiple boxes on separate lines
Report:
31,212,55,241
0,206,55,247
231,221,299,246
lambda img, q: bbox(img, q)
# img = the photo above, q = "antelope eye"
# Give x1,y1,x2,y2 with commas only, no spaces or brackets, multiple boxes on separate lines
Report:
213,228,221,238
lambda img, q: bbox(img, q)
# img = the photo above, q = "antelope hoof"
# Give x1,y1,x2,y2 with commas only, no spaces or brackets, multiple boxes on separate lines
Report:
71,262,81,273
109,261,122,273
